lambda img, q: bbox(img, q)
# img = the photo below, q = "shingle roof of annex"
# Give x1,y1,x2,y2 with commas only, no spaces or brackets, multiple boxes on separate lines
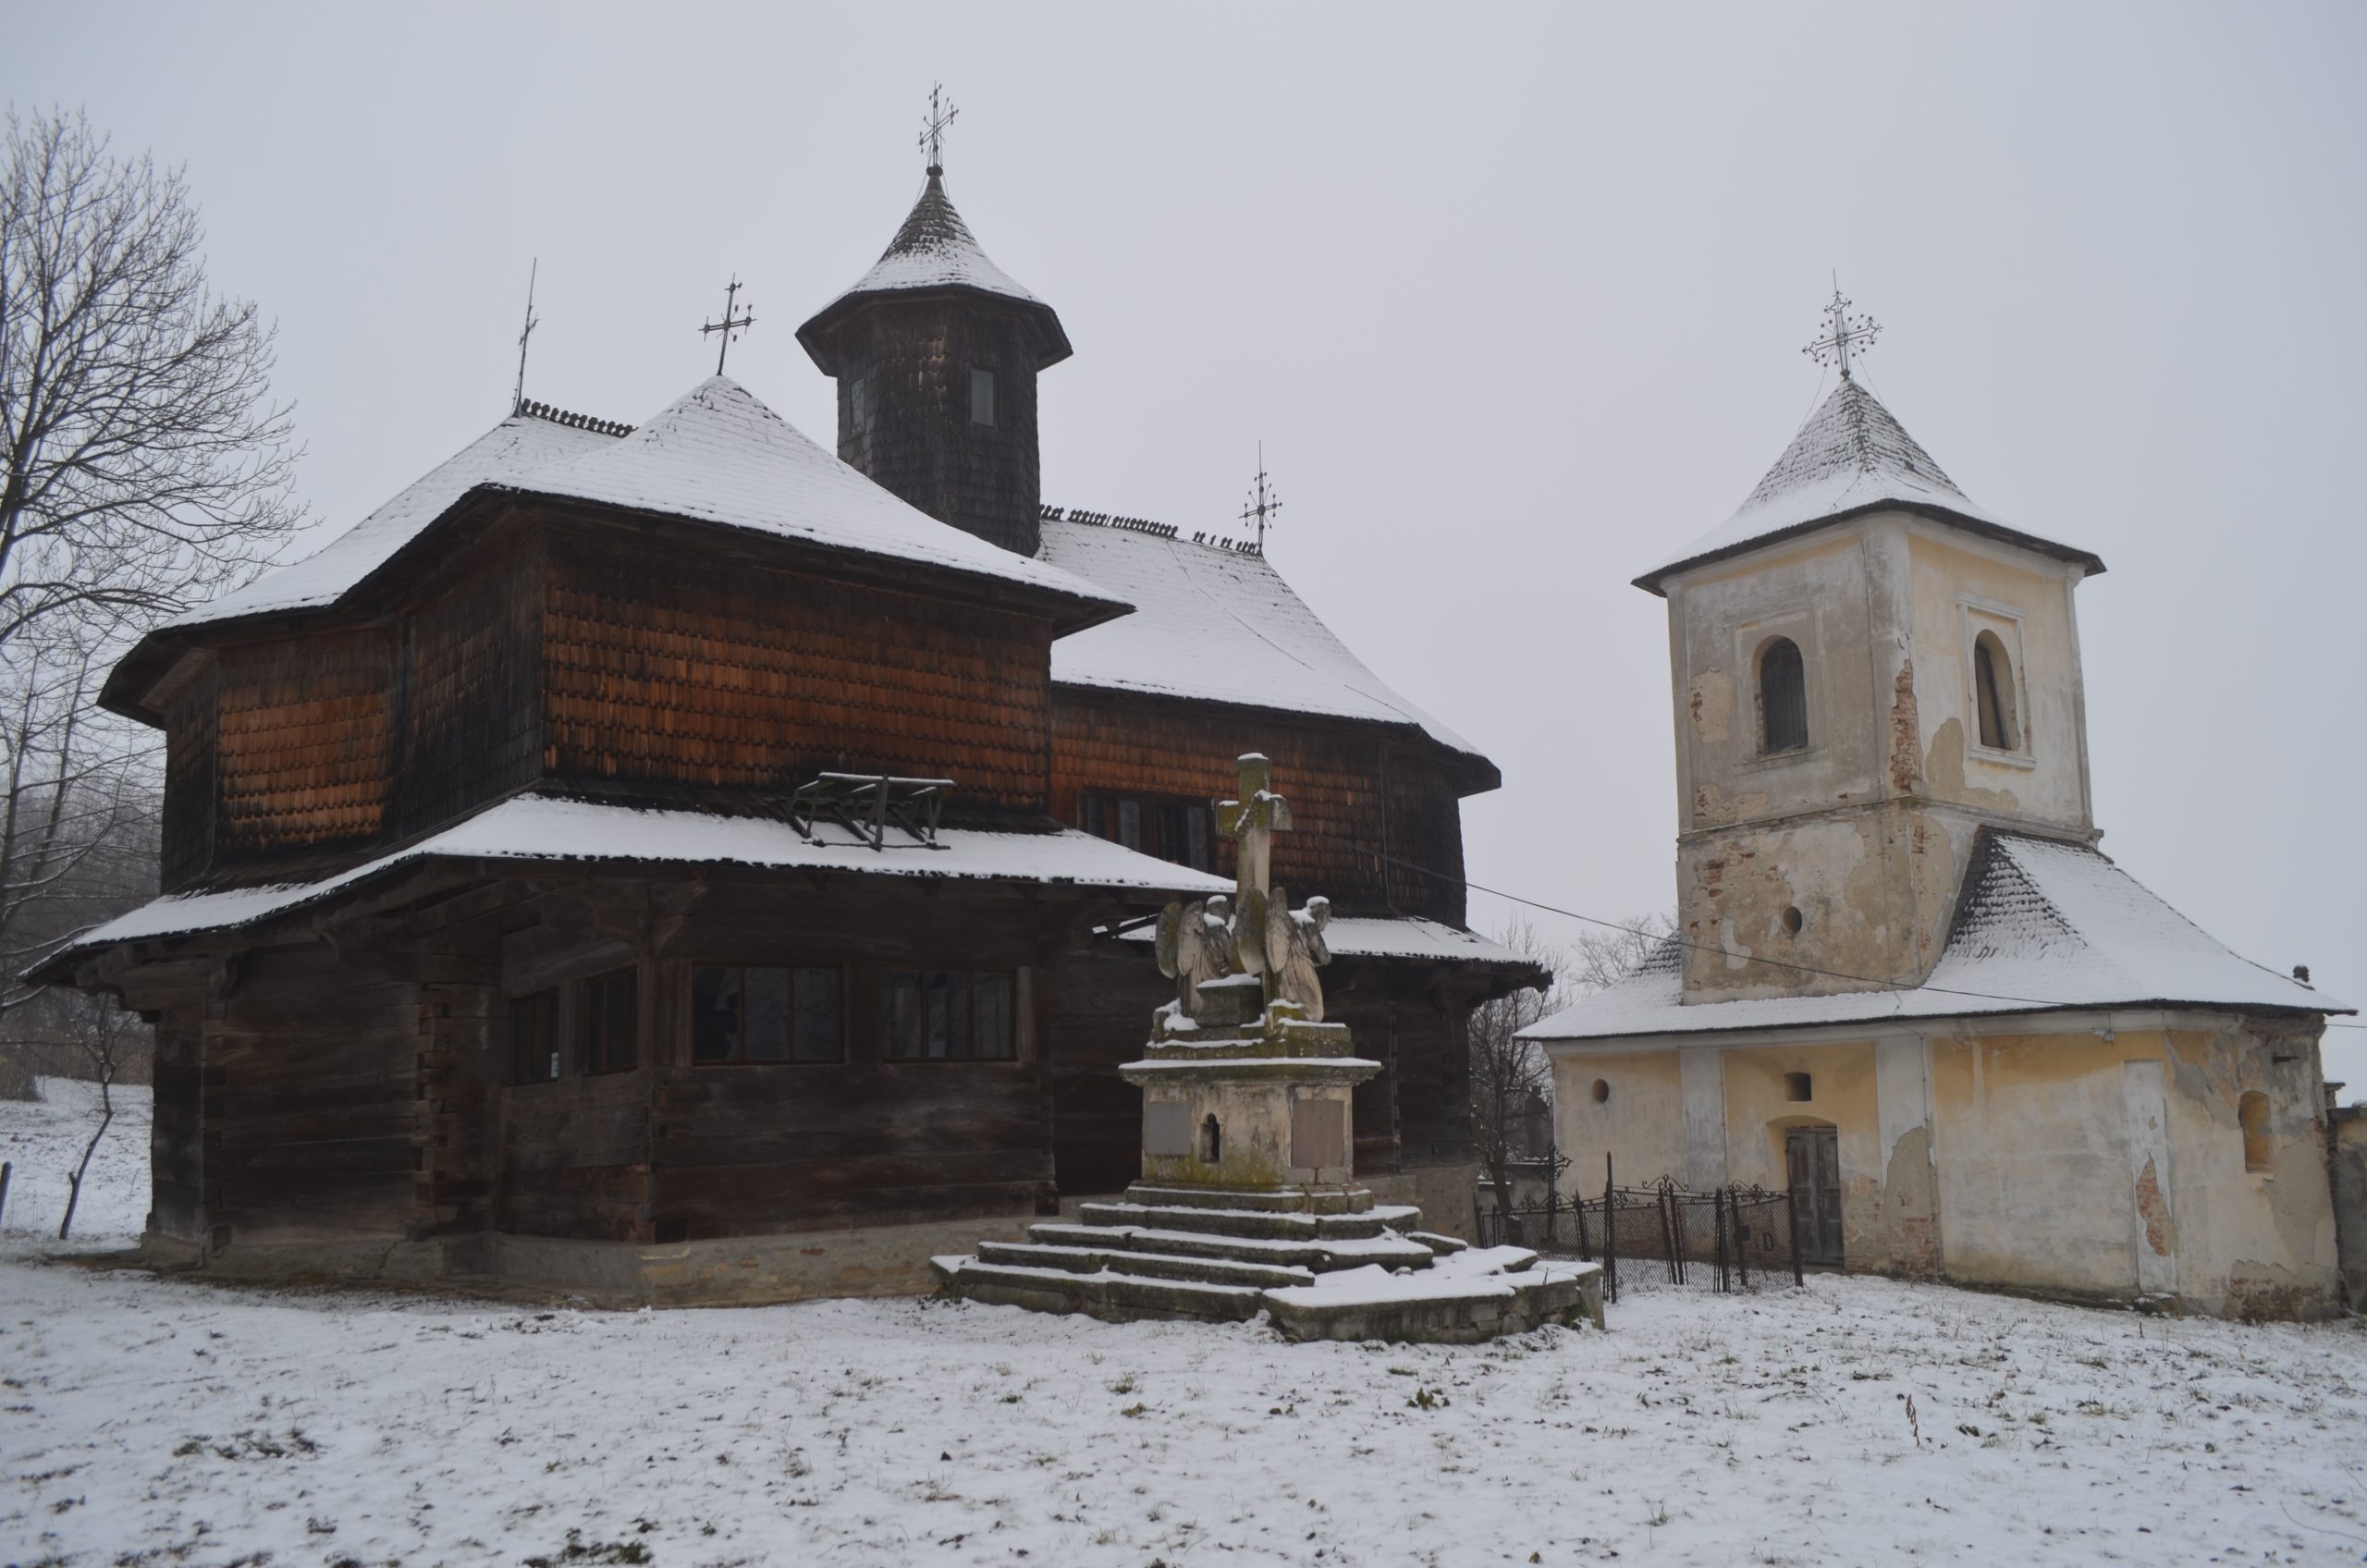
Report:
1519,830,2348,1042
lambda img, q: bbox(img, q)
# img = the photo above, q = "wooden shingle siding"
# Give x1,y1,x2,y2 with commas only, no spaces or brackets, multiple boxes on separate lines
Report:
542,528,1052,809
393,536,544,839
213,631,393,859
1049,690,1469,925
830,300,1044,556
160,666,219,891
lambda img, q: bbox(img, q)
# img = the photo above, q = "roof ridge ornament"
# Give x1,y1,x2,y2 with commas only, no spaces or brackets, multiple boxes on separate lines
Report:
918,82,958,178
1240,443,1282,553
1802,275,1881,383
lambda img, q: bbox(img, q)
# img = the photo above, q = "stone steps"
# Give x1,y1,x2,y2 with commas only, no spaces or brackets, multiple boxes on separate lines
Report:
929,1256,1269,1324
1076,1201,1402,1243
975,1239,1317,1290
1029,1219,1439,1272
1122,1183,1377,1216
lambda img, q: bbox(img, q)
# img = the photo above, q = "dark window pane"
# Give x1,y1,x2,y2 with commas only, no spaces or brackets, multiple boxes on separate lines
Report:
1760,638,1809,754
973,973,1014,1061
1082,794,1105,839
1158,803,1184,864
1117,799,1141,851
885,971,925,1060
1186,806,1211,871
793,967,841,1061
926,971,968,1059
691,966,741,1063
970,367,996,425
512,990,558,1084
743,967,791,1061
586,967,637,1074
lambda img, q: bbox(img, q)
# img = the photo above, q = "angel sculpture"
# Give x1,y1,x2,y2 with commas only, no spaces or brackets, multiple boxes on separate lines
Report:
1264,890,1333,1022
1155,893,1235,1016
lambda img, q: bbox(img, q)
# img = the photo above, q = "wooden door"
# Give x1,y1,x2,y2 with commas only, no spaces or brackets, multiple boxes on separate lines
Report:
1786,1126,1845,1267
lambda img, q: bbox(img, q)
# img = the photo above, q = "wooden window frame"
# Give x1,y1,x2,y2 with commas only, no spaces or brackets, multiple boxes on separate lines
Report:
969,367,996,427
578,966,639,1076
688,962,846,1066
511,988,561,1085
881,968,1020,1063
1076,790,1218,873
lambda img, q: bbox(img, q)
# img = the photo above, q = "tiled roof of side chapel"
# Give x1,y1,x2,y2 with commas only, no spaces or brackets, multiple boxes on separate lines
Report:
1636,376,2106,593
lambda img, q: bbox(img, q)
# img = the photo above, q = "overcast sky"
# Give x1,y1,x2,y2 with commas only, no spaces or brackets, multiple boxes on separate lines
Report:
10,2,2364,1085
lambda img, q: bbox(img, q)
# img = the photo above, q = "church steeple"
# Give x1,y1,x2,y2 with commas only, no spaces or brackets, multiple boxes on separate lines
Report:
798,112,1069,558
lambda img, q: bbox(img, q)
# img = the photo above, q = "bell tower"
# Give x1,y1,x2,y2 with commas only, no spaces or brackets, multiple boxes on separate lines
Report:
1638,295,2108,1002
798,96,1071,558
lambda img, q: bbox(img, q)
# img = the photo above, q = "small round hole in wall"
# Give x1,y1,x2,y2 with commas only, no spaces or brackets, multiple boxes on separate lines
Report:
1782,905,1804,937
1590,1078,1611,1104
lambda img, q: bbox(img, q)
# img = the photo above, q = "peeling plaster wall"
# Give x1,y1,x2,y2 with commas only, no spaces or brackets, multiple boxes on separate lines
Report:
1902,528,2092,832
1929,1023,2339,1317
2331,1109,2367,1310
1662,516,2097,1004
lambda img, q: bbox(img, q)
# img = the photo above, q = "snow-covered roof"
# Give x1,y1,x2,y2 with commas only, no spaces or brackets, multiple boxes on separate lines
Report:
1036,516,1491,775
61,794,1229,956
798,172,1069,370
1116,913,1542,972
146,381,1126,652
1521,831,2349,1042
1636,378,2104,594
164,410,619,629
500,378,1120,613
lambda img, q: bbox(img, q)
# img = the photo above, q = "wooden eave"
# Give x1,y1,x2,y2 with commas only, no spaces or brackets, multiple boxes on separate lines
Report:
797,286,1074,376
102,481,1132,722
1050,680,1503,799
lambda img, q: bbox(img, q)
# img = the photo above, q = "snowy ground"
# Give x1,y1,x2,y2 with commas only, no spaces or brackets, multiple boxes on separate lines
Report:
0,1077,152,1244
4,1092,2366,1566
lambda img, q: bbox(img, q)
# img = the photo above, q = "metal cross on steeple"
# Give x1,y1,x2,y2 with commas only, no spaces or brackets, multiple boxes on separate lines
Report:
918,82,959,176
1240,444,1282,553
1803,276,1882,381
699,275,755,375
511,258,540,412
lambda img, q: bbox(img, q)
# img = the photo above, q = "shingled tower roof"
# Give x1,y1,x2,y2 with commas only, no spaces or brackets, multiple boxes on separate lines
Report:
798,171,1072,374
1636,377,2104,594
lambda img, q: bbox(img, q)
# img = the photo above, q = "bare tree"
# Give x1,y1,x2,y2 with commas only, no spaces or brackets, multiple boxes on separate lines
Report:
1572,909,1677,994
0,107,292,1005
1469,913,1575,1231
2,107,300,646
55,990,135,1238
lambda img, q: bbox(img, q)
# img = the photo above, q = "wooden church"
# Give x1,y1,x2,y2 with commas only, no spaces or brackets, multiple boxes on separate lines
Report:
47,152,1539,1302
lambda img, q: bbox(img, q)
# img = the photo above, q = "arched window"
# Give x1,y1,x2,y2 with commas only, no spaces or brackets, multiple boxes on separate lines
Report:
1973,631,2019,751
2238,1091,2271,1172
1759,637,1809,754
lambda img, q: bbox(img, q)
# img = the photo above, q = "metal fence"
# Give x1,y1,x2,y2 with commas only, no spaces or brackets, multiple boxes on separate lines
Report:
1474,1174,1805,1304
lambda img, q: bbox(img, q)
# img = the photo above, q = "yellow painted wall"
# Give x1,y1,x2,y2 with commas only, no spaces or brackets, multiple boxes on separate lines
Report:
1551,1051,1684,1192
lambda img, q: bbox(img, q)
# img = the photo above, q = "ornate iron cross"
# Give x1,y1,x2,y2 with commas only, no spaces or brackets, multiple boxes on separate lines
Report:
1240,444,1282,553
699,275,755,376
918,83,959,175
1803,277,1881,381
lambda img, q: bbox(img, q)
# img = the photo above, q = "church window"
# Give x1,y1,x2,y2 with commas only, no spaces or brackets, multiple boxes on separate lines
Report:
511,989,559,1084
1759,637,1809,754
1079,791,1216,872
849,376,869,436
1784,1072,1813,1103
969,367,996,426
884,970,1017,1061
1589,1078,1611,1104
692,964,842,1063
2239,1090,2272,1171
1973,631,2019,751
579,967,639,1075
